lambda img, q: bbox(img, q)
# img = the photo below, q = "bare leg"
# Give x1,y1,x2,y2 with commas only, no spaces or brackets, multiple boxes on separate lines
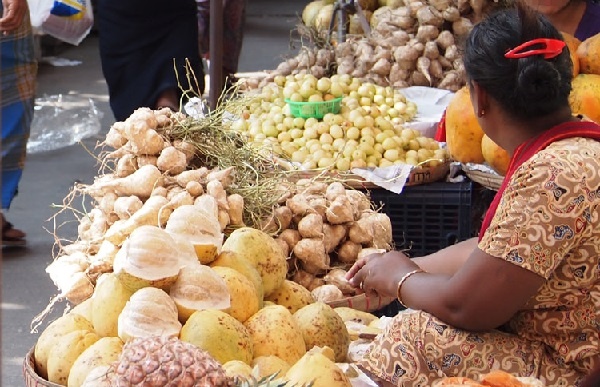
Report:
1,213,26,240
155,88,179,111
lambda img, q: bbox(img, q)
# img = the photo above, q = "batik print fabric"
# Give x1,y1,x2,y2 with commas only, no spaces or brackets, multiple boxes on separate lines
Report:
358,137,600,386
1,8,37,209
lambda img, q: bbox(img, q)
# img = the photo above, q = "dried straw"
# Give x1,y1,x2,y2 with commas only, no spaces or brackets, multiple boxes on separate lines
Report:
167,62,289,230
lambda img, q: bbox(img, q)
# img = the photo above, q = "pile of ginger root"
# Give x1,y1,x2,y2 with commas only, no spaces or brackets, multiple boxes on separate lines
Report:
264,179,394,304
252,0,511,92
43,107,255,307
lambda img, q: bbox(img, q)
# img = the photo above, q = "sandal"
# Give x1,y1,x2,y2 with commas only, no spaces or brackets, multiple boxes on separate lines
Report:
2,220,26,247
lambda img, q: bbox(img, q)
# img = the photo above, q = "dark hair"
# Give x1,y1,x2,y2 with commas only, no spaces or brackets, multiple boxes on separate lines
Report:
463,1,573,120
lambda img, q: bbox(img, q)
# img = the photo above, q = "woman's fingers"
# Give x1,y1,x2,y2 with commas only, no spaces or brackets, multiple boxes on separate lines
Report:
346,251,390,291
346,251,386,280
347,266,366,288
345,256,368,281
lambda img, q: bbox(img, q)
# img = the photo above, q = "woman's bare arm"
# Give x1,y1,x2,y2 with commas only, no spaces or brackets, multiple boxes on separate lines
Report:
348,241,545,332
401,248,545,331
412,237,478,275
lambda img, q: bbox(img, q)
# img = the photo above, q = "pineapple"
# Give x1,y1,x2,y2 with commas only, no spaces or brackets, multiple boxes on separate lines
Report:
237,374,293,387
85,336,296,386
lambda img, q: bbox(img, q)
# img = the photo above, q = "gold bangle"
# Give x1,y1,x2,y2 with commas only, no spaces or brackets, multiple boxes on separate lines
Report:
396,269,425,308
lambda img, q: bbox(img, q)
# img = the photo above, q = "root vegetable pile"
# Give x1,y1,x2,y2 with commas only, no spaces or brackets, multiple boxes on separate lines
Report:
42,106,288,309
267,179,393,303
251,0,512,91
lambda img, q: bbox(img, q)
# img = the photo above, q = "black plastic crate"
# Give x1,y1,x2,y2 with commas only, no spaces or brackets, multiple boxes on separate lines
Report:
366,181,474,257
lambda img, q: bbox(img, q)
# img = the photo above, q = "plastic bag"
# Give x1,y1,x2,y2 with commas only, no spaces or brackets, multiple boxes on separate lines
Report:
27,0,94,45
27,94,103,154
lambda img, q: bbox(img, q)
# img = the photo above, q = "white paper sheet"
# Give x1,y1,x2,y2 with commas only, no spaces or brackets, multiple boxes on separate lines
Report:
351,164,414,194
401,86,455,138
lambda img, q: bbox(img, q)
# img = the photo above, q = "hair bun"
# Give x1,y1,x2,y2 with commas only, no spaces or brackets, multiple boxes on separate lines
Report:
516,58,562,102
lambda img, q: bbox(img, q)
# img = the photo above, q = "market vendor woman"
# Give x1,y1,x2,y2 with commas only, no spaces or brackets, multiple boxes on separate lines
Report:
347,1,600,385
524,0,600,41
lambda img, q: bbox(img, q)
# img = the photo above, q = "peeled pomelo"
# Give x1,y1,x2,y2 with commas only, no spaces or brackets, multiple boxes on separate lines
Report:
117,287,182,342
169,264,231,323
113,225,181,292
165,204,223,264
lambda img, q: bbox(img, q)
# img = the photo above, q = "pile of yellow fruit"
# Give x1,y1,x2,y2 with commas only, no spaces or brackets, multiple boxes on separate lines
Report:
32,226,385,386
234,73,448,171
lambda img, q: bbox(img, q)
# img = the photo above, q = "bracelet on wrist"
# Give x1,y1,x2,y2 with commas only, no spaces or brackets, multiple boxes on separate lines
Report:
396,269,425,308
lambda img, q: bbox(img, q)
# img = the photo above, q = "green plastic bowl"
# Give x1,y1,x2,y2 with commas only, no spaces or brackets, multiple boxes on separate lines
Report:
285,97,343,119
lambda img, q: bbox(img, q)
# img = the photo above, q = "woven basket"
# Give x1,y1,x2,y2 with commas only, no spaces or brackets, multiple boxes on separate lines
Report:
286,161,450,190
326,293,396,312
462,164,504,191
23,347,61,387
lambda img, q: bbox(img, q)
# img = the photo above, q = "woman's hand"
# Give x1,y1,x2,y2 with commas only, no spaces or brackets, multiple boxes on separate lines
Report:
0,0,28,34
345,250,422,298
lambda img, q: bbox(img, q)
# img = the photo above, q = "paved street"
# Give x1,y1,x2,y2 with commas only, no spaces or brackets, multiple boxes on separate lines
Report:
1,1,304,384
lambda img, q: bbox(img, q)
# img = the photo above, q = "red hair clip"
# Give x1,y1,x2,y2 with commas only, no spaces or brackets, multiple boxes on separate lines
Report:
504,38,566,59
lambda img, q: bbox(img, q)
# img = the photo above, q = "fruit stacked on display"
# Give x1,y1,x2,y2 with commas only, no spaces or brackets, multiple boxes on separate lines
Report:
235,73,448,171
29,102,400,386
32,222,384,386
568,32,600,124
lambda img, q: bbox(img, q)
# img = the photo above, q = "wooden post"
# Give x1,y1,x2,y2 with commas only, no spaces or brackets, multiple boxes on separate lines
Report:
209,0,223,110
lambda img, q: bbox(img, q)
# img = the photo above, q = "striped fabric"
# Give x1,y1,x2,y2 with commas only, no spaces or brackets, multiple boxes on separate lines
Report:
1,6,38,209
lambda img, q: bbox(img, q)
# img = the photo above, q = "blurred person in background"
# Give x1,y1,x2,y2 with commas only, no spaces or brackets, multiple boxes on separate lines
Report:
524,0,600,41
96,0,204,122
1,0,37,246
196,0,247,90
